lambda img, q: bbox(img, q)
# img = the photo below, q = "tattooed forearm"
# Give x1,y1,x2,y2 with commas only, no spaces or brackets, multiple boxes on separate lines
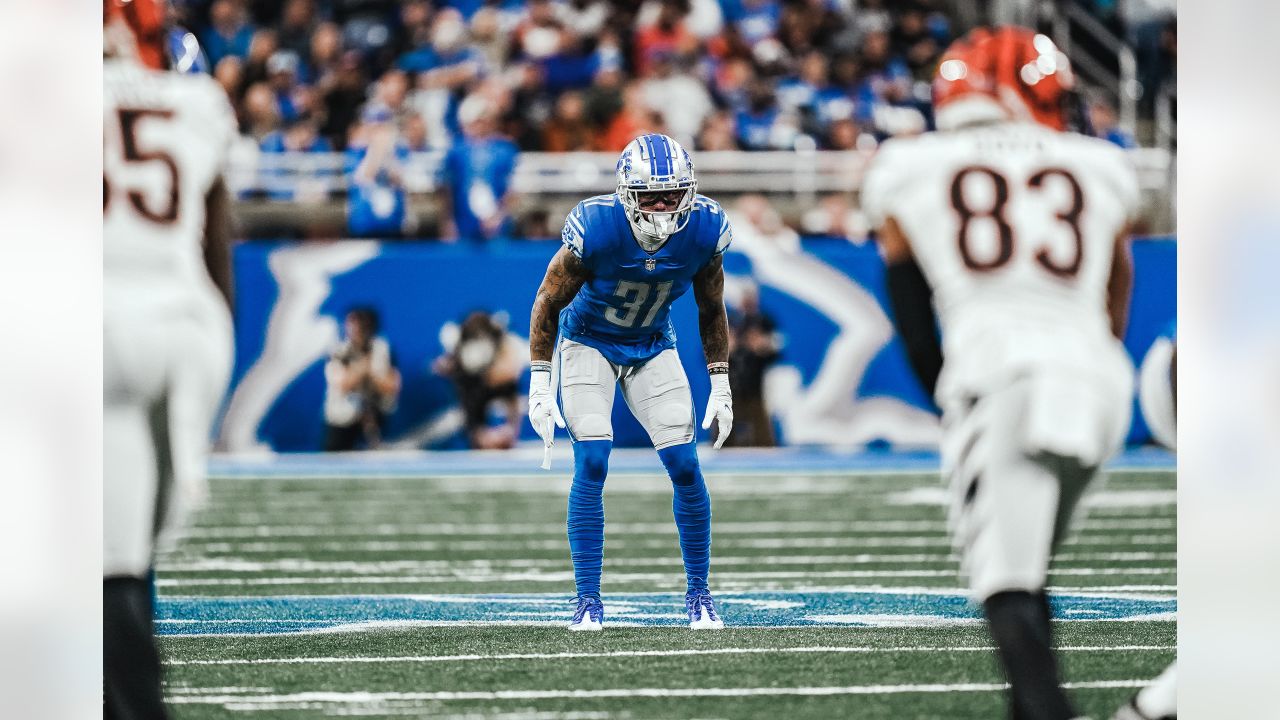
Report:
693,255,729,366
530,247,589,362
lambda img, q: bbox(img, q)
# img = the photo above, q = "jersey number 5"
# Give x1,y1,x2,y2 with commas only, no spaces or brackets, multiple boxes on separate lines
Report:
605,280,673,329
950,166,1085,278
104,108,181,225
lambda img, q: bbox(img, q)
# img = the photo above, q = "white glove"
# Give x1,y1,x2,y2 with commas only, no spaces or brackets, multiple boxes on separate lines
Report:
528,363,564,468
701,371,733,449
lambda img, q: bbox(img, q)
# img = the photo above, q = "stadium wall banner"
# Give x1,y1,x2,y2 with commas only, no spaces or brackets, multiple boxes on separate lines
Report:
219,233,1175,452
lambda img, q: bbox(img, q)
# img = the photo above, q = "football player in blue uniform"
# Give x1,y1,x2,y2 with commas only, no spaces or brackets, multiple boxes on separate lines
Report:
528,134,734,631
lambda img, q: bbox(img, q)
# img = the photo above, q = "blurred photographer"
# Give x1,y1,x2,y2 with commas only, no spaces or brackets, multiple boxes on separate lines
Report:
434,311,523,449
324,307,401,451
725,286,781,447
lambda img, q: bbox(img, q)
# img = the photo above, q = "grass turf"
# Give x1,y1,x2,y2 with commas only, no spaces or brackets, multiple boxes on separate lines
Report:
156,467,1175,719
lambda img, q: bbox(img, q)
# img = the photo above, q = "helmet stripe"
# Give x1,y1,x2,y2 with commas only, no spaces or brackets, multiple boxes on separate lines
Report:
641,135,657,177
653,135,672,177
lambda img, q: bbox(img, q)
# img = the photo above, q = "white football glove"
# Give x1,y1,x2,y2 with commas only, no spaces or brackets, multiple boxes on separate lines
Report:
701,371,733,449
528,363,564,468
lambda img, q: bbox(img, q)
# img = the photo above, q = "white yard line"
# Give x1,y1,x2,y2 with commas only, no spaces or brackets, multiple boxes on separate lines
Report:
167,679,1154,705
205,463,1172,484
169,534,1175,554
156,567,1173,587
158,585,1169,601
887,488,1176,509
205,469,951,485
166,644,1173,667
183,518,1173,538
717,534,1174,549
157,552,1176,574
1048,584,1176,593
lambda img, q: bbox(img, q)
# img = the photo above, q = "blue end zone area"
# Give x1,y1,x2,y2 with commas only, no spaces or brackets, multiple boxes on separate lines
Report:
208,446,1175,479
156,590,1175,636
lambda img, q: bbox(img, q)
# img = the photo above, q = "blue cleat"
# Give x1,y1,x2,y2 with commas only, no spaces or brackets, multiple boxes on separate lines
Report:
568,594,604,631
685,590,725,630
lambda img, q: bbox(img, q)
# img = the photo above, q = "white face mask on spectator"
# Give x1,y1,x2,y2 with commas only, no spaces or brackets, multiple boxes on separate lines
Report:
432,18,466,53
458,338,497,374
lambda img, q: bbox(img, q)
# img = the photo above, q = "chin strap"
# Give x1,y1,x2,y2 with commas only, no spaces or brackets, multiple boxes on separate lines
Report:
629,223,671,252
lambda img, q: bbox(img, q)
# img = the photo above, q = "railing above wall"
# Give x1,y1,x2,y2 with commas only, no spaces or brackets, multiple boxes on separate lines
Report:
1050,3,1142,141
229,147,1173,199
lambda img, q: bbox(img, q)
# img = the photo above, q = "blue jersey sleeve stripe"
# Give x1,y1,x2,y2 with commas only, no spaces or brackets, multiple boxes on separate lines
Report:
716,213,732,254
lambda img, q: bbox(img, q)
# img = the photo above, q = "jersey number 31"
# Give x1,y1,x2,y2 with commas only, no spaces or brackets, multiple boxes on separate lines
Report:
605,280,673,329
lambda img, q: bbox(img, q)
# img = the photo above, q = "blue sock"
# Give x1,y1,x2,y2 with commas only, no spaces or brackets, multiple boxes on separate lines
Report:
567,440,611,598
658,441,712,594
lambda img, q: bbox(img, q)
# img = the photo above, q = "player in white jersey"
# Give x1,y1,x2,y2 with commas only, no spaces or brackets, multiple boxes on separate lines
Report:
103,1,236,717
862,27,1139,720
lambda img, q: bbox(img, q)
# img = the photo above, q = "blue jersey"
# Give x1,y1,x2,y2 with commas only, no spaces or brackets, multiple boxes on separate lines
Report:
441,135,520,242
559,193,732,366
345,143,411,237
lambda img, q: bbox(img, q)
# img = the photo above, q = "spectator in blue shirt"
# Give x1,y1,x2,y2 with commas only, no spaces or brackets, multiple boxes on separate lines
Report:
439,0,525,22
277,0,319,64
438,93,520,242
266,50,308,124
261,115,332,154
200,0,256,68
346,103,413,238
510,0,597,94
735,78,799,150
260,115,335,201
398,8,483,82
398,8,483,147
1089,96,1138,149
852,29,926,137
856,30,913,107
776,51,855,141
729,0,781,47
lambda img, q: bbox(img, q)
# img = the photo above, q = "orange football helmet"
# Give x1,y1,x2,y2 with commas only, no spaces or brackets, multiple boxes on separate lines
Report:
104,0,168,70
933,26,1075,131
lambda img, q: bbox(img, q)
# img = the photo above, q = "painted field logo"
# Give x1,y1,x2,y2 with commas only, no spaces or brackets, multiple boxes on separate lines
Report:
156,590,1175,636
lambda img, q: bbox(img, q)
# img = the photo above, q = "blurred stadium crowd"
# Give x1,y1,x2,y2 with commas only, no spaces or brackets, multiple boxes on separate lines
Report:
175,0,1173,158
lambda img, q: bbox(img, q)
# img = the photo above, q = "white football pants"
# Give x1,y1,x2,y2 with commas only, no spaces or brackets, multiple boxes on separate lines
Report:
943,369,1132,601
558,338,695,450
104,290,232,578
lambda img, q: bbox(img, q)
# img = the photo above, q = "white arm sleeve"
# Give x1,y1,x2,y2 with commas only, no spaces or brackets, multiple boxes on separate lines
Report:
860,141,912,228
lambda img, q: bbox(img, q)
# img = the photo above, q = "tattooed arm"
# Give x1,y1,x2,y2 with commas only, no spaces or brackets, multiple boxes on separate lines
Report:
695,253,734,448
530,247,590,362
693,254,729,366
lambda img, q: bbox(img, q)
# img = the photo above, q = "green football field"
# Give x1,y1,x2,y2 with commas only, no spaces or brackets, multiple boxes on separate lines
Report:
155,459,1176,719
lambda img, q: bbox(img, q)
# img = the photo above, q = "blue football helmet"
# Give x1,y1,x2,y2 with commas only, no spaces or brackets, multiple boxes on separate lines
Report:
615,134,697,249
